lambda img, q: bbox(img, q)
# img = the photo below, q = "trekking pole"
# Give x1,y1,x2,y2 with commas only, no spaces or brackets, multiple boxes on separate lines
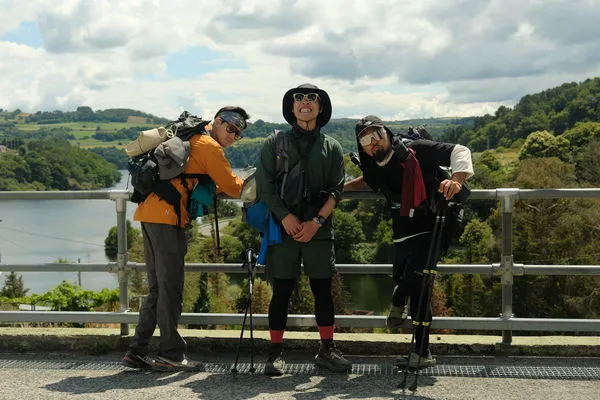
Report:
398,197,448,391
213,196,221,256
232,249,258,374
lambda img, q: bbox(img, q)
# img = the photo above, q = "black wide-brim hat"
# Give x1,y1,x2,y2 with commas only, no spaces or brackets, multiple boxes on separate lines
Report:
282,83,332,127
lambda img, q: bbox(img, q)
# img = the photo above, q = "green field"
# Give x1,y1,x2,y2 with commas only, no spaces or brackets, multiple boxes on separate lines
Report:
15,121,154,137
7,120,155,148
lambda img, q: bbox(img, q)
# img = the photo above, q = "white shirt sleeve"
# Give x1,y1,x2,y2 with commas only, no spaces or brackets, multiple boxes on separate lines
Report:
450,144,474,179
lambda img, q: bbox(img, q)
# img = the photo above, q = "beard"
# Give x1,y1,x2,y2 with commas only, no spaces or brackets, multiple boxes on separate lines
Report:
373,148,389,162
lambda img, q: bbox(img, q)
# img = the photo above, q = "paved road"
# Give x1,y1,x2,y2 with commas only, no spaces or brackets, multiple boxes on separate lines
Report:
198,218,232,236
0,353,598,400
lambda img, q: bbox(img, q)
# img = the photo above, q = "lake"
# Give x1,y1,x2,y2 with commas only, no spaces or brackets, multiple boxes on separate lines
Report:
0,170,393,313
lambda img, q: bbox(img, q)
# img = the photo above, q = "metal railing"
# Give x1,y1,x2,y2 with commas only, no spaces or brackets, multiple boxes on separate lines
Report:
1,188,600,343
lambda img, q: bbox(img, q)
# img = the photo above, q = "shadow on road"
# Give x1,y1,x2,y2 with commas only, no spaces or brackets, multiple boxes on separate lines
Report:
44,369,190,395
183,371,436,400
43,367,437,399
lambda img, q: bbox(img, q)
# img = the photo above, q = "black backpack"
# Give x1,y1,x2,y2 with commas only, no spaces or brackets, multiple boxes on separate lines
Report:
400,126,471,253
127,111,213,226
355,126,470,254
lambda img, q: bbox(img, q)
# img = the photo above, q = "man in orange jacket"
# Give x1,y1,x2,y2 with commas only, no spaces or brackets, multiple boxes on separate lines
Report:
122,106,250,371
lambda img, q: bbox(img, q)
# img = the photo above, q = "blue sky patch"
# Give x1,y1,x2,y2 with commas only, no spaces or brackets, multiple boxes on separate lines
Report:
164,46,245,79
1,21,43,48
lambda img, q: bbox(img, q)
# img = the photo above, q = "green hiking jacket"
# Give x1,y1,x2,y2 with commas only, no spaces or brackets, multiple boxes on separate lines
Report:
255,127,345,240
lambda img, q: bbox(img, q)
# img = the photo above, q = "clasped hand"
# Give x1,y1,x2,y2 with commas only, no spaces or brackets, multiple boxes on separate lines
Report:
281,214,319,243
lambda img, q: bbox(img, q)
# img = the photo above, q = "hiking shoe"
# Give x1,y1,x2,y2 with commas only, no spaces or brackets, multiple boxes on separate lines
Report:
264,344,285,376
153,355,202,372
315,342,352,372
408,351,437,369
121,351,155,369
386,304,409,328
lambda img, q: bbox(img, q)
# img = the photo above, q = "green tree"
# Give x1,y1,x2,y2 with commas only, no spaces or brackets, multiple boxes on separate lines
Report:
562,121,600,151
331,274,351,315
373,219,393,263
228,218,261,254
289,275,315,315
104,220,141,261
575,139,600,184
478,150,501,171
236,277,272,314
518,130,570,161
354,199,388,241
0,272,29,298
332,208,365,263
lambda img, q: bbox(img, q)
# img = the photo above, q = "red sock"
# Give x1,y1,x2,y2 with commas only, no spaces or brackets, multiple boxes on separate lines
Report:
318,325,334,341
270,329,284,343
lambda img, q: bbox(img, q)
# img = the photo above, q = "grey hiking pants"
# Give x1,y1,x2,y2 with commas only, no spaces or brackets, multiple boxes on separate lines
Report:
129,222,187,361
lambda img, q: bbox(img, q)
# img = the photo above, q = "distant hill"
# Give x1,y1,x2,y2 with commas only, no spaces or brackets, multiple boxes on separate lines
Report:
0,106,169,125
440,77,600,151
4,76,600,168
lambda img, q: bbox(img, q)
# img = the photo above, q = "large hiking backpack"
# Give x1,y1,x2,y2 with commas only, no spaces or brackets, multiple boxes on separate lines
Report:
126,111,214,227
401,126,471,253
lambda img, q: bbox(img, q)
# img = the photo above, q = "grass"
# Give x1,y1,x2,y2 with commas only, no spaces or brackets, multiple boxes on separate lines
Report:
494,148,520,166
14,121,154,140
6,120,156,148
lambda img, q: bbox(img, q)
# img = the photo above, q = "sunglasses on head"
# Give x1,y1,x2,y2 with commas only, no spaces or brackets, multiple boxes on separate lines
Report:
292,92,320,102
225,123,243,140
359,128,384,146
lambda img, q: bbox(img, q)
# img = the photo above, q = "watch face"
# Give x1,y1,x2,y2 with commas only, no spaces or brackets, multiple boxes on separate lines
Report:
317,216,326,225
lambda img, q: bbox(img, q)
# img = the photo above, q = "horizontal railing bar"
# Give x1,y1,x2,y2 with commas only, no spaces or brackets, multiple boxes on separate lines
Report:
522,265,600,275
517,188,600,200
0,264,117,272
2,188,600,203
0,191,113,200
1,263,599,276
0,311,598,332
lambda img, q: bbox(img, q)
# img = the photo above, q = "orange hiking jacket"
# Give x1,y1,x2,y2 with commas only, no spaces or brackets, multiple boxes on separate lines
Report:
134,134,243,227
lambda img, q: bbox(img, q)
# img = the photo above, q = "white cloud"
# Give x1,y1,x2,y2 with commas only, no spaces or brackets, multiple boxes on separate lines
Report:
1,0,599,123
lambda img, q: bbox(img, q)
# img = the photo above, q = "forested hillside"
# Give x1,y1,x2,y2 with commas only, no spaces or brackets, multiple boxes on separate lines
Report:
441,77,600,151
0,137,120,190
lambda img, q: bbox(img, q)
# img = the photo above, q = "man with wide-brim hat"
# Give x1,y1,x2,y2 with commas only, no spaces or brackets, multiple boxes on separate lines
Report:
255,83,350,376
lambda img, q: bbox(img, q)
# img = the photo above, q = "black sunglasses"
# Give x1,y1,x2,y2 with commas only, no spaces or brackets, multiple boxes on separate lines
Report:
225,123,243,140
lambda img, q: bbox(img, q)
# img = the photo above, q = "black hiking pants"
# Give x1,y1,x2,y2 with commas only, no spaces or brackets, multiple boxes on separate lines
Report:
392,233,434,356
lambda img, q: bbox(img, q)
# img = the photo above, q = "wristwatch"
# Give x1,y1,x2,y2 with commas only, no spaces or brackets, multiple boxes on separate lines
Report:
313,215,326,226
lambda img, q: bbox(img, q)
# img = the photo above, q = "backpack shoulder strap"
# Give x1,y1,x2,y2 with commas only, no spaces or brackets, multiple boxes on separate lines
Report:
274,129,289,176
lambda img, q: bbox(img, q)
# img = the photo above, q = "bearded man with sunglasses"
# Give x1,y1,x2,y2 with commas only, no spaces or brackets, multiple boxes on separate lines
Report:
345,115,473,368
255,84,349,376
122,106,250,372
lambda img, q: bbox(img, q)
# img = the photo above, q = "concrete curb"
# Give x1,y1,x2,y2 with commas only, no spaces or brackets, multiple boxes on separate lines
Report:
0,328,598,357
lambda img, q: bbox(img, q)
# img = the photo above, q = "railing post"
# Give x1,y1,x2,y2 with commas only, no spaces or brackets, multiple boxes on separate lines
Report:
498,188,519,345
115,195,129,336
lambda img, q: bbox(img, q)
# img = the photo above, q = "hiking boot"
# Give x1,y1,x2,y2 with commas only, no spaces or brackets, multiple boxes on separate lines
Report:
315,341,352,372
264,344,285,376
153,355,202,372
386,304,409,328
408,351,437,369
121,351,155,369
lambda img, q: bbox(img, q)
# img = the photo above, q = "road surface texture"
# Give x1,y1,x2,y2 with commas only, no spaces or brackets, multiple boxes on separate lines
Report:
0,351,598,400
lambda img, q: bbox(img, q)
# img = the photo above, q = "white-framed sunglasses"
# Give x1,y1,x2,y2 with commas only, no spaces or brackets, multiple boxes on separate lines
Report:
359,128,384,146
292,92,320,102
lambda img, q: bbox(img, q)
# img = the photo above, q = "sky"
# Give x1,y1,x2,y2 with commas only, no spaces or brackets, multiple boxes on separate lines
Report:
1,0,600,123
